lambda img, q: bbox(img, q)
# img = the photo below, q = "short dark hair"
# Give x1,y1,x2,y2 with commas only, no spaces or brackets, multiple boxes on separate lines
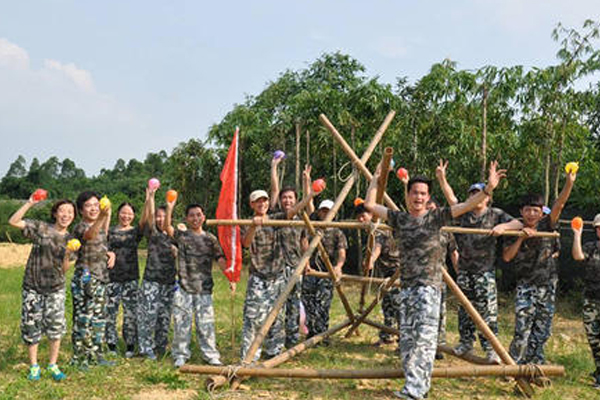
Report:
156,205,167,213
407,175,432,194
426,197,440,207
76,191,100,216
117,202,136,214
520,193,544,209
354,204,369,216
50,200,76,222
279,187,297,200
185,203,204,216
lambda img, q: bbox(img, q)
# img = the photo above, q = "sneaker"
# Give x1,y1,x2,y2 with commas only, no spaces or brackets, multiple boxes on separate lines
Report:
107,343,117,356
174,358,186,368
593,374,600,389
145,350,157,361
453,343,474,357
47,364,66,381
125,345,135,359
96,356,116,367
435,352,444,360
374,338,394,347
27,364,41,381
208,359,223,366
485,350,501,364
392,391,420,399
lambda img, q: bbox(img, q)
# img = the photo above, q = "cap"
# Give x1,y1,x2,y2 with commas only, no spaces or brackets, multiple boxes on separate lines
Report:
249,190,269,202
468,183,486,193
542,206,551,215
318,200,334,210
594,214,600,227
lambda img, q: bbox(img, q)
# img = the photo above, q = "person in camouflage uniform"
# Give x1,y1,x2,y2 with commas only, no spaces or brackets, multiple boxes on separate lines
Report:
436,161,523,362
165,200,230,368
70,191,116,369
106,202,143,358
355,202,401,346
302,200,347,342
137,187,178,360
241,187,314,362
503,171,576,366
9,195,77,381
572,213,600,388
270,160,315,348
365,161,506,400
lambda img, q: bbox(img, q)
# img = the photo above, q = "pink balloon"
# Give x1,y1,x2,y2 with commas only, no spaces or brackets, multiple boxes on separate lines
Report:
148,178,160,190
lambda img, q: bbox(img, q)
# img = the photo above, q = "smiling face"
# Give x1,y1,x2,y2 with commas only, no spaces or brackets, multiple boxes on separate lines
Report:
407,182,431,214
81,196,100,222
53,203,76,230
280,190,297,212
520,205,543,228
155,208,166,231
356,211,372,223
251,197,269,216
186,206,205,231
118,205,135,228
468,189,489,211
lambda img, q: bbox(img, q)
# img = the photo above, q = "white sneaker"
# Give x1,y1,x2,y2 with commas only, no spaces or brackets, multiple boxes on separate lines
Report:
453,343,474,356
174,358,186,368
486,350,501,364
208,359,223,366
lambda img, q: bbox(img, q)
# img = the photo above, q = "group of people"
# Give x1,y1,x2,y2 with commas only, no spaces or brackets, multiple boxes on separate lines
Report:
8,155,600,400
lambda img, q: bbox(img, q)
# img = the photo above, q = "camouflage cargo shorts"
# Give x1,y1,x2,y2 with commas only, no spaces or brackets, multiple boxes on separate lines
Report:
21,288,67,345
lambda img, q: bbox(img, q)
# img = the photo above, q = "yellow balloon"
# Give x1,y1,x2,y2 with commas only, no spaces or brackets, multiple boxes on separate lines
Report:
67,238,81,251
99,196,111,210
565,162,579,174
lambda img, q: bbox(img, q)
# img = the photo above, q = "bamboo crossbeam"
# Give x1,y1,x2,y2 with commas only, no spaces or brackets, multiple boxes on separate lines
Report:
320,113,400,212
226,111,396,390
183,364,565,380
306,271,401,287
441,226,560,238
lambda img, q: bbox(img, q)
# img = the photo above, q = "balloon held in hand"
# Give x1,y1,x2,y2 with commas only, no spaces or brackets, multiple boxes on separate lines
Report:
99,196,111,210
312,179,326,193
67,239,81,251
166,190,178,203
565,162,579,174
571,217,583,230
32,189,48,201
148,178,160,190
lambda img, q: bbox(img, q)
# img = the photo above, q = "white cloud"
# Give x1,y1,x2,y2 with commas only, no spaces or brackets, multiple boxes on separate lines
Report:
373,36,409,59
43,59,95,93
0,38,30,70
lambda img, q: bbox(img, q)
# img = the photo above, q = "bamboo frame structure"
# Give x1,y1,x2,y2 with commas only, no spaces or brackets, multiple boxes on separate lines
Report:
306,270,400,287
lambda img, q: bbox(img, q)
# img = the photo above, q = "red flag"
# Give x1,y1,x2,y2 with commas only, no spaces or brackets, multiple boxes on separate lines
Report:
216,127,242,282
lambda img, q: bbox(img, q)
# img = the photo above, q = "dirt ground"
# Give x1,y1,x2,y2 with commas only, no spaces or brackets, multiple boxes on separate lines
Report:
0,243,30,268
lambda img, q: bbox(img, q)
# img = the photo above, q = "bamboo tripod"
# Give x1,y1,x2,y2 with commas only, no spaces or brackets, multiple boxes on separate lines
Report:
184,112,562,397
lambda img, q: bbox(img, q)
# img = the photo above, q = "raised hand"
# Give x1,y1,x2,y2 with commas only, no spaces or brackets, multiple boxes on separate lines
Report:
435,159,449,181
487,161,507,191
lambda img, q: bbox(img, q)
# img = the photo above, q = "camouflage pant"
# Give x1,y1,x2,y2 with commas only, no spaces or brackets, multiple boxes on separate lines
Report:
397,285,441,400
379,287,401,342
71,270,108,365
583,298,600,372
284,265,302,348
21,288,66,346
138,280,174,355
240,273,286,361
457,271,498,352
105,280,138,348
438,283,447,346
509,282,556,365
172,290,221,364
302,275,333,339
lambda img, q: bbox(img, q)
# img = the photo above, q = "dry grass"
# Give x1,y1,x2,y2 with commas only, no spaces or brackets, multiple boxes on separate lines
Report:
0,243,30,269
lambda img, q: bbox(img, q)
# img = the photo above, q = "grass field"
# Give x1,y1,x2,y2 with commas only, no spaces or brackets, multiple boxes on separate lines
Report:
1,252,599,399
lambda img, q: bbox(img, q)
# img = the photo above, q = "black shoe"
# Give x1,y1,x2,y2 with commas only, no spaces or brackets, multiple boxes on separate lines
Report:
435,352,444,360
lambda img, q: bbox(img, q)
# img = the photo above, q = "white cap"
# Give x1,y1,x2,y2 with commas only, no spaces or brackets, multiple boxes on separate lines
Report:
249,190,269,203
593,214,600,227
318,200,334,210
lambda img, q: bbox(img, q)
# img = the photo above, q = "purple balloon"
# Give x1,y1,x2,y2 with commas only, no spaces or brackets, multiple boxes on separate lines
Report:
273,150,286,160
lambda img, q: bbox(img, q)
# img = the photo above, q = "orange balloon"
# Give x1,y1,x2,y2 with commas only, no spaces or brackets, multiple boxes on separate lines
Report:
571,216,583,230
354,197,365,207
312,179,326,193
166,190,178,203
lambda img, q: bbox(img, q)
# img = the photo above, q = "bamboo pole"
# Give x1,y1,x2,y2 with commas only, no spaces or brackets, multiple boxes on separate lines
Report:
184,364,565,380
301,212,357,325
206,219,392,231
306,271,400,287
441,226,560,238
320,113,400,212
441,268,535,397
360,147,393,312
226,111,396,390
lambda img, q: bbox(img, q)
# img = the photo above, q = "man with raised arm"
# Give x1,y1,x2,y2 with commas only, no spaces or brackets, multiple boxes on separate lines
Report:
364,161,506,400
436,160,522,362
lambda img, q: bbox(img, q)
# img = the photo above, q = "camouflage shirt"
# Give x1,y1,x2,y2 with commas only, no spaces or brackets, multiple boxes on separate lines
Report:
579,241,600,300
143,223,177,285
175,229,224,295
278,218,304,268
22,219,68,294
504,217,558,286
454,207,513,274
73,221,110,283
374,230,401,277
108,225,143,283
387,207,453,289
308,227,348,273
242,212,286,279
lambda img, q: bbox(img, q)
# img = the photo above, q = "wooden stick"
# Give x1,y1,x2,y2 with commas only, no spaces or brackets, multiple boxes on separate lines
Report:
227,111,396,390
306,271,401,287
441,268,535,397
301,212,357,326
184,364,565,379
320,113,400,212
360,147,393,312
206,219,393,230
441,226,560,238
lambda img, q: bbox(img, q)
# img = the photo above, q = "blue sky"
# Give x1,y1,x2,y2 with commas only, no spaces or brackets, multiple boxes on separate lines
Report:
1,0,599,176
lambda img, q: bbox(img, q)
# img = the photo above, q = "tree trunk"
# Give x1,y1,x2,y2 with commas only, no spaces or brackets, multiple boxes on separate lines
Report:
306,129,310,166
553,118,567,201
295,122,301,191
543,118,554,205
333,139,338,197
481,85,488,181
412,114,418,164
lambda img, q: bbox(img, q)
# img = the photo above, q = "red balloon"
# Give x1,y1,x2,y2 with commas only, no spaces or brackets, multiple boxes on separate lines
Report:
32,189,48,201
312,179,326,193
396,168,408,180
